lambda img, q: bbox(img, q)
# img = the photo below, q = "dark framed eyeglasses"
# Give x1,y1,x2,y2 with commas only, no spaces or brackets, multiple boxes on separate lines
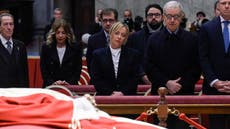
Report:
164,14,181,20
102,19,115,23
147,13,162,18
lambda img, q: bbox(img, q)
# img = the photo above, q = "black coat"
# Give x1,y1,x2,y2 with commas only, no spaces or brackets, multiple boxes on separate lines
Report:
86,30,108,74
40,42,82,87
199,17,230,95
0,39,28,87
91,46,141,95
146,27,201,95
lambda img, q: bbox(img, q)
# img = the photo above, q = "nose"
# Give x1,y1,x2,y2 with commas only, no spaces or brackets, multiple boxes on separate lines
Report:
169,17,175,22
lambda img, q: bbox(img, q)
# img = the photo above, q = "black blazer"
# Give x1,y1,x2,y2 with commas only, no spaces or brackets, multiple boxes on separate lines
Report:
199,17,230,95
0,39,28,88
40,42,82,87
90,46,141,95
146,27,201,95
86,30,108,74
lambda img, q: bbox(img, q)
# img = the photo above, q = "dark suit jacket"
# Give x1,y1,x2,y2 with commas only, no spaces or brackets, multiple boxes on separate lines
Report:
0,39,28,88
126,25,163,77
40,42,82,87
87,22,102,35
86,30,108,75
199,17,230,95
146,27,201,95
90,46,141,95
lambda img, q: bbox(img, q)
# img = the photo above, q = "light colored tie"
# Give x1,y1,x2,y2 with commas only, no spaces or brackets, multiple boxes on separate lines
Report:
6,41,12,54
223,21,229,53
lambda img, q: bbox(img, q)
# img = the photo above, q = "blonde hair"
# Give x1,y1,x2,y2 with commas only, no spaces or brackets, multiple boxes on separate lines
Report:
46,19,76,45
109,22,129,45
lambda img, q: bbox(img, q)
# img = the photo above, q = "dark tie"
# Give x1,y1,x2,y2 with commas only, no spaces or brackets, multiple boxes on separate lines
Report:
106,35,110,44
223,21,229,53
6,41,12,54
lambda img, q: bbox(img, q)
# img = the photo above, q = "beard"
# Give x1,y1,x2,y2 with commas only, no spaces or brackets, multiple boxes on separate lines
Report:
149,20,162,30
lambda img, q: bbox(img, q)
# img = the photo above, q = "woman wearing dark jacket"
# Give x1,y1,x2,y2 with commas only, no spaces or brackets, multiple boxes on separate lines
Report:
91,22,142,96
40,19,82,87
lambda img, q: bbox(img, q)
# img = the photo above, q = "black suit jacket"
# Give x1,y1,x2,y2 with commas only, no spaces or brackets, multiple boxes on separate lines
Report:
126,25,163,77
91,46,141,95
199,17,230,95
0,39,28,88
146,27,201,95
86,30,108,75
40,42,82,87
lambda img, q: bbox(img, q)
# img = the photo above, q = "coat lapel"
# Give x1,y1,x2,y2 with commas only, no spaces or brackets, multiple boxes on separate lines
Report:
0,40,11,64
13,41,20,65
49,43,60,66
106,47,116,79
62,44,72,64
116,46,125,80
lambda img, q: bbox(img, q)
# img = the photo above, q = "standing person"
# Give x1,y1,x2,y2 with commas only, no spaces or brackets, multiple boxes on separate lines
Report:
91,22,141,96
87,9,103,35
146,1,201,128
0,13,29,88
44,8,63,40
86,8,118,76
123,9,134,32
199,0,230,128
40,19,82,87
126,4,164,85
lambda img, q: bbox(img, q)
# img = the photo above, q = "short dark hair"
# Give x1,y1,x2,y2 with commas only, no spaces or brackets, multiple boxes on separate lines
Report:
145,4,163,18
101,8,118,21
196,11,206,17
214,1,218,10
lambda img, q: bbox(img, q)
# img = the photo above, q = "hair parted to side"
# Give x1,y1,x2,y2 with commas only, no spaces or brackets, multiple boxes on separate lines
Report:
46,19,76,45
0,13,14,25
163,1,183,14
109,22,129,45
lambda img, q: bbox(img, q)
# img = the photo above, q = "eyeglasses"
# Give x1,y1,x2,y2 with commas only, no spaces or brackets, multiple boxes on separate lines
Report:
102,19,115,23
147,13,162,18
164,14,181,20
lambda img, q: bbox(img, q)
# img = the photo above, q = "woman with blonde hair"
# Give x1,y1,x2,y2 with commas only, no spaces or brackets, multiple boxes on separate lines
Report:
91,22,142,95
40,19,82,87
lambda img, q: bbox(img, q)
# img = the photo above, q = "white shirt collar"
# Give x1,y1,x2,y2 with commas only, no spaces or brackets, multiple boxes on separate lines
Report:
0,34,13,44
109,45,121,55
220,16,230,23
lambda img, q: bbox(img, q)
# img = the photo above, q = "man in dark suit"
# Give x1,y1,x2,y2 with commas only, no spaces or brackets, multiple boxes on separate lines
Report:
0,13,28,88
126,4,164,84
86,8,118,76
199,0,230,128
145,1,201,128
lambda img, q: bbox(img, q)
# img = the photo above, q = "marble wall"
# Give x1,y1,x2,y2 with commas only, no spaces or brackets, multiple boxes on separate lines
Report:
28,0,217,55
95,0,217,24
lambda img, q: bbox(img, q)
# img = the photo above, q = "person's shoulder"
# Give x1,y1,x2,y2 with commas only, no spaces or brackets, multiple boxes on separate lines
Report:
124,46,140,55
93,47,107,55
69,42,82,51
132,28,145,36
12,39,27,49
89,30,104,39
203,17,219,28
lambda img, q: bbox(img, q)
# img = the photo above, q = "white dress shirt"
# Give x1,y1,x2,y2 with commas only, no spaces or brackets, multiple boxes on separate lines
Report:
109,45,121,78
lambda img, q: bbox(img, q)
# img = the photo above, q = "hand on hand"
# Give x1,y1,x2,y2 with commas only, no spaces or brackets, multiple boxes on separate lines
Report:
111,91,124,96
166,77,182,95
52,80,70,85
